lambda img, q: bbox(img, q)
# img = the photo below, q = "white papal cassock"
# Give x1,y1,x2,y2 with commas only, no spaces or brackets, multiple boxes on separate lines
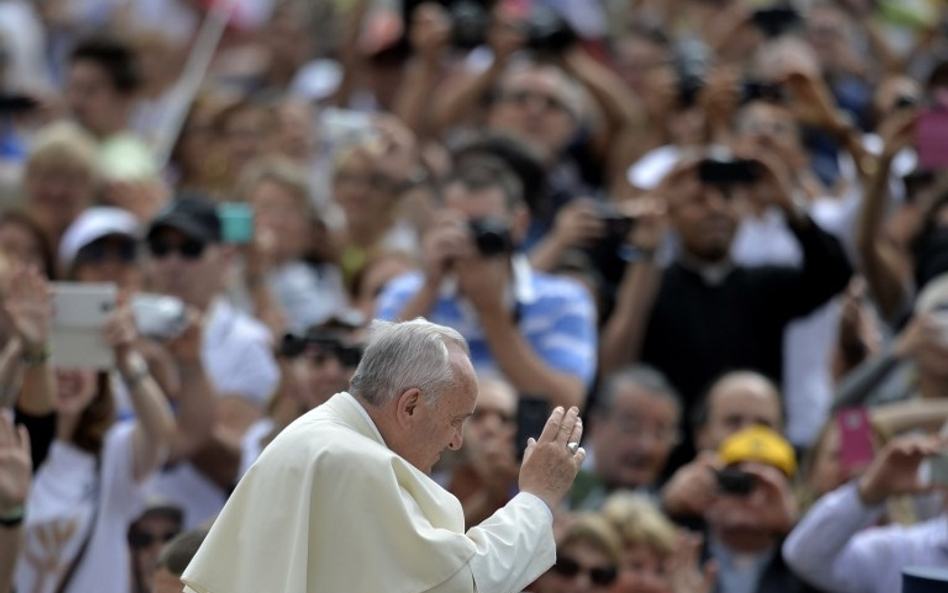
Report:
182,391,556,593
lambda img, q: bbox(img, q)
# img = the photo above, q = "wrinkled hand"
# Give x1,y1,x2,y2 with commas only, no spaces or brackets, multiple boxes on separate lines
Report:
665,531,717,593
2,266,52,351
0,413,31,514
662,451,722,517
858,433,946,506
519,406,585,510
550,199,605,249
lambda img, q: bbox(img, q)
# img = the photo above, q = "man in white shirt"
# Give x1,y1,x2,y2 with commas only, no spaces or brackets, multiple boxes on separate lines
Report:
144,194,280,528
783,433,948,593
182,318,587,593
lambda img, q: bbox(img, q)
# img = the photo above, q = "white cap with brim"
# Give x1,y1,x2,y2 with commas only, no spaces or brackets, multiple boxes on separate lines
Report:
58,207,140,270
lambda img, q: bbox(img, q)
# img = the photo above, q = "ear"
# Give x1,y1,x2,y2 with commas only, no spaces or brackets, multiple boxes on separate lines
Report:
394,388,424,428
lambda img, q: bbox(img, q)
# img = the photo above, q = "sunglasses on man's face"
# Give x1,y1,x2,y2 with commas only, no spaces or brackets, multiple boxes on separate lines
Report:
147,238,206,261
128,529,179,549
76,240,138,265
552,555,617,586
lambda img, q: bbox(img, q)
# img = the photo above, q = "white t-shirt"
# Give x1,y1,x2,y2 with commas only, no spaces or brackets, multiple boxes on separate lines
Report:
16,422,144,593
145,298,280,529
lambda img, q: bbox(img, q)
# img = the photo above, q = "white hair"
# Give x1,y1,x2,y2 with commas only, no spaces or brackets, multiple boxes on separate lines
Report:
350,318,470,407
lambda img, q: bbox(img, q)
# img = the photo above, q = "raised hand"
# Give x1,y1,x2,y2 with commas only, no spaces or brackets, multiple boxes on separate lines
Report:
518,406,585,509
857,434,946,506
0,413,31,515
2,266,52,351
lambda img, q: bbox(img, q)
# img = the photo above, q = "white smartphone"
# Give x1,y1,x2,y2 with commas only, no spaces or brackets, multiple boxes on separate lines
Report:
51,282,118,369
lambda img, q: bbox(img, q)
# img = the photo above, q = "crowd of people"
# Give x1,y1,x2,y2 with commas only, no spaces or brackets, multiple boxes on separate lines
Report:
0,0,946,591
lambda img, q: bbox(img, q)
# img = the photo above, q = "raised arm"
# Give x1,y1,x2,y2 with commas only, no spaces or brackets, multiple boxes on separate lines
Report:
106,307,177,482
163,310,216,464
4,267,55,417
0,414,30,593
853,111,916,323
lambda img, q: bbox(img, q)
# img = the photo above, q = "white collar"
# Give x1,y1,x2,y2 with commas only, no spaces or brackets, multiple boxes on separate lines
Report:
338,391,388,446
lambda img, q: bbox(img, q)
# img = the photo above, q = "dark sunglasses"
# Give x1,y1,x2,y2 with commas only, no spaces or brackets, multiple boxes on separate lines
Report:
147,238,206,260
553,555,617,586
128,529,179,549
76,240,137,265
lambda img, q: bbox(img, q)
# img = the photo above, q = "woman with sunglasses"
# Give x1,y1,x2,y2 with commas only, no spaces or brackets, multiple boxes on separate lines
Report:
529,512,621,593
4,265,177,593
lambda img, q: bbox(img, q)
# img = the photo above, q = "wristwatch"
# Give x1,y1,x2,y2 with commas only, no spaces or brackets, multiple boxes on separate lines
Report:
121,353,150,390
0,505,24,528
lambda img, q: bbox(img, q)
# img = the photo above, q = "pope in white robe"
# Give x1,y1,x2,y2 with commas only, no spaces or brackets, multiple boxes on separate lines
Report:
181,319,585,593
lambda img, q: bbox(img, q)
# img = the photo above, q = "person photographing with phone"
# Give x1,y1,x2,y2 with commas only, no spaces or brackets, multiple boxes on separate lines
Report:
1,263,178,593
783,430,948,593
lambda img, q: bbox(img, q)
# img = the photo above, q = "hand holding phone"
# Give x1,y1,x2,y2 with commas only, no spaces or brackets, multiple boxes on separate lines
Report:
837,407,875,474
131,293,188,341
217,202,254,245
51,282,118,369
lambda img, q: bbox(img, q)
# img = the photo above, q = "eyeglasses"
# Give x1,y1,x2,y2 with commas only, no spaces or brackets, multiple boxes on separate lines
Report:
147,238,206,261
128,529,179,549
500,89,572,116
553,555,617,586
611,414,681,445
76,240,138,265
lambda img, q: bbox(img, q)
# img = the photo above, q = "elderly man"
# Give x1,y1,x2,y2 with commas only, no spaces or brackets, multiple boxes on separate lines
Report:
182,318,586,593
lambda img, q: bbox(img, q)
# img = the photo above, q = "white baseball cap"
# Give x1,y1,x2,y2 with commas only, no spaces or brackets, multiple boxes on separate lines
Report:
58,207,140,270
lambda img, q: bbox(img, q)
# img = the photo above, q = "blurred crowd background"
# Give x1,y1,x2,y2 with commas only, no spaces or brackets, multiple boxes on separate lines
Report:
0,0,947,592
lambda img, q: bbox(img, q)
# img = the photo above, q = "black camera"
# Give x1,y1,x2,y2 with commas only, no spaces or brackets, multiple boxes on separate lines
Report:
698,158,761,185
750,6,801,39
716,467,756,496
524,8,577,55
469,217,513,257
741,80,785,104
598,204,635,242
278,333,365,367
448,0,489,50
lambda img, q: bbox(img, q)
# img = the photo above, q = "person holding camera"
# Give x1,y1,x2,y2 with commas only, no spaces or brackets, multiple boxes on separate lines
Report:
783,431,948,593
600,150,853,472
701,426,806,593
376,157,597,411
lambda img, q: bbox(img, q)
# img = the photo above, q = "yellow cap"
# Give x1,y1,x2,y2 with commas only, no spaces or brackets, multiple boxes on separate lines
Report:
718,425,797,477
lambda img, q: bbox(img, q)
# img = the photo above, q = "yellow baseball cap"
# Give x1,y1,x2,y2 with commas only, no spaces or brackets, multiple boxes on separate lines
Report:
718,425,797,477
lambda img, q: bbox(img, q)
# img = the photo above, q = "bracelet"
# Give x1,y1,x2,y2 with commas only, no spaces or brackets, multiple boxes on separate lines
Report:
0,505,24,528
20,345,51,367
121,353,150,390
